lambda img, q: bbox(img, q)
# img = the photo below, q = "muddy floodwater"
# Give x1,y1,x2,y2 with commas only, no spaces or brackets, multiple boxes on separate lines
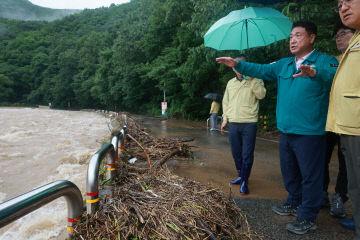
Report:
139,115,341,200
0,108,109,240
0,109,342,239
140,116,286,198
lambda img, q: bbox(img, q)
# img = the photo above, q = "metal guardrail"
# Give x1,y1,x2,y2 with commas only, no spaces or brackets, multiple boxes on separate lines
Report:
0,113,128,233
87,121,127,215
86,142,116,215
111,133,120,164
111,114,127,163
111,128,126,164
0,180,83,233
206,116,223,130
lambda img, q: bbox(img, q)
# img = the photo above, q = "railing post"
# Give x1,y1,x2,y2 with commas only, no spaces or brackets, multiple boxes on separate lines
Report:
118,128,125,157
123,117,127,145
106,147,116,181
111,134,119,165
0,180,83,234
86,143,116,215
122,114,127,126
111,123,127,164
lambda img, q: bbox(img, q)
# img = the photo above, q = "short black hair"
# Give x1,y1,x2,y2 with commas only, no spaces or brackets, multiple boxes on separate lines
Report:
292,21,317,35
334,22,355,36
234,54,248,61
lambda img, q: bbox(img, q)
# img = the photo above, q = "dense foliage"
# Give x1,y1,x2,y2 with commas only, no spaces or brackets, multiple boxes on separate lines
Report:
0,0,340,128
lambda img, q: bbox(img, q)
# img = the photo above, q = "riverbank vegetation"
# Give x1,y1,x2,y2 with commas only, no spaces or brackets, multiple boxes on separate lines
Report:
0,0,338,129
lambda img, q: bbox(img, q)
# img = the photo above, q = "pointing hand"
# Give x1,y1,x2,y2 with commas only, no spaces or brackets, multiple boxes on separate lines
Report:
216,57,238,68
293,65,316,78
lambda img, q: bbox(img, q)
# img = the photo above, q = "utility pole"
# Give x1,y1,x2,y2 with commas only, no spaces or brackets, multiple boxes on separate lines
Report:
161,81,167,116
163,81,166,102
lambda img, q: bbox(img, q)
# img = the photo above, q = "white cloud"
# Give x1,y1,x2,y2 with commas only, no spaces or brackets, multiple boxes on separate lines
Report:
28,0,131,10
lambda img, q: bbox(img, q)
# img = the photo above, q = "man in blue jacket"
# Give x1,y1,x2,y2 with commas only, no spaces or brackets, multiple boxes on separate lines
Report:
216,21,338,235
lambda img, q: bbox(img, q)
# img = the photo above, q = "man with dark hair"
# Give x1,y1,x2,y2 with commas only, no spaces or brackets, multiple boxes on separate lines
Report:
322,22,354,218
327,0,360,238
216,21,338,234
293,20,318,35
221,55,266,195
334,23,356,55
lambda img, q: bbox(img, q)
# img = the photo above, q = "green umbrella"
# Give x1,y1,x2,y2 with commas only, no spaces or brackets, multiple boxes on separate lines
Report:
204,7,292,51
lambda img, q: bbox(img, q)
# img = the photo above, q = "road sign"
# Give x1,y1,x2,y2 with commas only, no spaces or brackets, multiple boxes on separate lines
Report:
161,102,167,115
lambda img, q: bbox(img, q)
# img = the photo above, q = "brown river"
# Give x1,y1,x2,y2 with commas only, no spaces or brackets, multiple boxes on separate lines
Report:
0,108,341,239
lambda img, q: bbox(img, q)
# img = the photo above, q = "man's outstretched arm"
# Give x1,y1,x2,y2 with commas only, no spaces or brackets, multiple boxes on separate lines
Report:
216,57,278,82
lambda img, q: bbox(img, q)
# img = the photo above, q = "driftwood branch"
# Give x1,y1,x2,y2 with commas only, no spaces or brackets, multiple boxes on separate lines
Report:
179,138,194,143
158,149,182,167
127,133,152,168
195,218,218,240
130,204,145,224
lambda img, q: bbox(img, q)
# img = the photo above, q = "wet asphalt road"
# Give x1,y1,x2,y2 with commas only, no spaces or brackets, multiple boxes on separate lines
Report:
139,116,356,240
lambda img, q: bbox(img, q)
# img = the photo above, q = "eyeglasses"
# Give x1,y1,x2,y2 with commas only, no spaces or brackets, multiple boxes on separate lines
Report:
335,0,355,12
289,33,304,41
334,30,353,39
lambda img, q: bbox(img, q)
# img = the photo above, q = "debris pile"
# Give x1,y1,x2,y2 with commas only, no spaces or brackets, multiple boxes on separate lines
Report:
72,114,261,240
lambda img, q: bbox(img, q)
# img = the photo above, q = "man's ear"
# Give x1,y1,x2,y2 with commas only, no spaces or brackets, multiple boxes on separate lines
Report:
310,34,316,44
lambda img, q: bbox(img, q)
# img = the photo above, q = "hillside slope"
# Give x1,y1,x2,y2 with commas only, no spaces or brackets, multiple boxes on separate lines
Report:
0,0,81,21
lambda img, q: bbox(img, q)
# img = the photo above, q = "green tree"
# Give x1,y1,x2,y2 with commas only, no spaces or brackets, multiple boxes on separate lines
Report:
0,0,341,128
0,74,13,102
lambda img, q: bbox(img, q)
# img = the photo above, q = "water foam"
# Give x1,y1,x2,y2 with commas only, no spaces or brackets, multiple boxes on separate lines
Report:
0,108,109,240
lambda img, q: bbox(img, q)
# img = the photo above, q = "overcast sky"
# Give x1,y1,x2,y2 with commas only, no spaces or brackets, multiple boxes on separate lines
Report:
28,0,131,9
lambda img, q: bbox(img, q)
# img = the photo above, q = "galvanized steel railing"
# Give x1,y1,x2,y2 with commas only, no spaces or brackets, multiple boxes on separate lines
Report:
0,113,128,232
206,116,223,131
112,128,126,164
86,143,116,215
111,114,127,162
0,180,83,233
87,121,127,215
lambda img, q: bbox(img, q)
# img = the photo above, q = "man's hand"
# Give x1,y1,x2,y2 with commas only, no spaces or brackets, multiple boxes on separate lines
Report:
293,65,316,78
221,120,228,132
216,57,238,68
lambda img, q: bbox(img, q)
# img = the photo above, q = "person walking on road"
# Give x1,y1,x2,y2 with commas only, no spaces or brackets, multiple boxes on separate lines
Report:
216,21,338,235
326,0,360,238
209,100,220,131
221,55,266,196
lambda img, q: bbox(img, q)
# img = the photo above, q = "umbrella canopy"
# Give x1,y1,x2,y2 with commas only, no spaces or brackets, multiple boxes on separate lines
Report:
204,7,292,50
204,93,222,101
237,0,288,4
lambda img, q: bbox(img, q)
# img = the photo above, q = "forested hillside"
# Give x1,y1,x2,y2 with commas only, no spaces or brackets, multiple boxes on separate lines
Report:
0,0,339,125
0,0,80,21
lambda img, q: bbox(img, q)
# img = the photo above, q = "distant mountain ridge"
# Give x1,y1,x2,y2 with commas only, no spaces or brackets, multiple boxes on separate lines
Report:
0,0,81,21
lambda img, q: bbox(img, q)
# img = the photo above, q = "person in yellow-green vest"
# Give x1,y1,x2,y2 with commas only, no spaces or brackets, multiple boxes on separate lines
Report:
322,23,354,218
221,55,266,196
327,1,360,238
209,100,220,131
